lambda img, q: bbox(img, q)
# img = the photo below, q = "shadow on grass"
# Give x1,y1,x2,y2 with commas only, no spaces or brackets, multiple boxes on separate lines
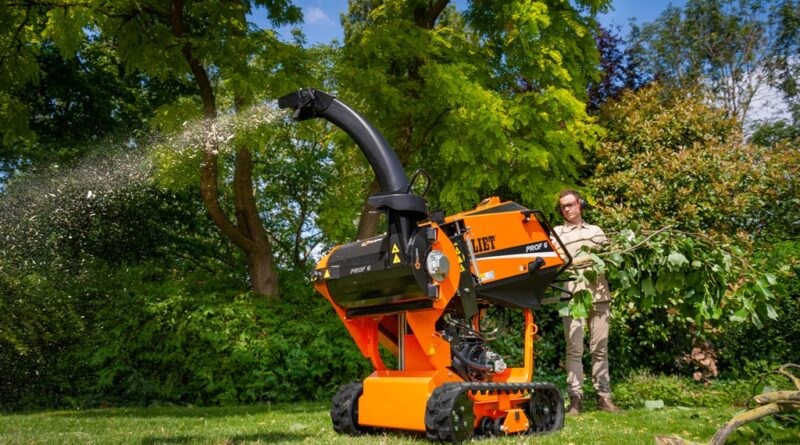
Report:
140,436,197,445
55,403,326,419
140,431,309,444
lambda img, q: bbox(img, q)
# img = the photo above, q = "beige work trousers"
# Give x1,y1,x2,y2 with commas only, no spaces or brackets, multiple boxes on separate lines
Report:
563,301,611,399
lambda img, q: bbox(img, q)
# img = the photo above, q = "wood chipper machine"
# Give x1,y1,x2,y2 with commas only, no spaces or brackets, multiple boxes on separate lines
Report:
278,88,573,443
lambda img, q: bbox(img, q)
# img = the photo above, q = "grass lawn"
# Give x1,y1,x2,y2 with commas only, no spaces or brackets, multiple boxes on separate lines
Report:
1,402,797,445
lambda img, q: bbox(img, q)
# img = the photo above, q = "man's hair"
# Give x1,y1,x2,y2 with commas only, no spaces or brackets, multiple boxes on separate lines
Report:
559,189,582,202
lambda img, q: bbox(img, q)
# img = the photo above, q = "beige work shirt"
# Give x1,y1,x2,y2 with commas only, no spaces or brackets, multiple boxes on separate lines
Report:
552,221,612,303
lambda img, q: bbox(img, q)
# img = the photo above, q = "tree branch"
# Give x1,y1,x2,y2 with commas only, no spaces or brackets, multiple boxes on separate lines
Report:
0,4,33,69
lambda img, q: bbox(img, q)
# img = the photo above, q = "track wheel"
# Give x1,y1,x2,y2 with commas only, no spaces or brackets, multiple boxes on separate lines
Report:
425,385,475,443
527,387,565,434
492,416,506,435
331,382,366,435
477,416,493,436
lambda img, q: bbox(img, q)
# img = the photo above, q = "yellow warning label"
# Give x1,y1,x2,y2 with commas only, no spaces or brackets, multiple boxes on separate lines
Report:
460,264,466,272
393,254,402,264
323,269,330,279
391,244,400,254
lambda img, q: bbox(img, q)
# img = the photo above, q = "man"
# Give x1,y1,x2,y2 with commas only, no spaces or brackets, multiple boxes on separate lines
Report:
553,189,620,415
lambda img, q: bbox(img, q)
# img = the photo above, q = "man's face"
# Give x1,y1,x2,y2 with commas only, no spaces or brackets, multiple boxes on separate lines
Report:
559,194,582,224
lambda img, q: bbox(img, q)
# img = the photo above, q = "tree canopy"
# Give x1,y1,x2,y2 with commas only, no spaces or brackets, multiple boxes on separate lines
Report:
630,0,794,125
331,0,608,240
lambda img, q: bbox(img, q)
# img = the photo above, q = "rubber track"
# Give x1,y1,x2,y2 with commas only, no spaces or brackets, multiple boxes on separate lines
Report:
425,384,474,442
330,382,364,435
425,381,564,443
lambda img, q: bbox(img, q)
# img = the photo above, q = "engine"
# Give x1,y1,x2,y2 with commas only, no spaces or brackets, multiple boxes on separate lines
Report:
443,316,507,382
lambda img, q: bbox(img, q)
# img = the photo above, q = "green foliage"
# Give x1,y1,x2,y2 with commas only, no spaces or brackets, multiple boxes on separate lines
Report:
0,174,239,410
2,0,324,297
0,36,191,180
716,241,800,378
592,84,772,235
82,267,371,406
601,227,779,330
591,82,799,236
613,372,752,408
334,0,607,223
541,228,790,377
251,118,338,268
749,119,800,146
558,289,594,319
0,5,49,99
0,260,89,411
0,264,372,410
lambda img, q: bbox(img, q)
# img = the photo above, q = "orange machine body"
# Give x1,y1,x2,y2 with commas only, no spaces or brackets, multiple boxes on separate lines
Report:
313,197,566,434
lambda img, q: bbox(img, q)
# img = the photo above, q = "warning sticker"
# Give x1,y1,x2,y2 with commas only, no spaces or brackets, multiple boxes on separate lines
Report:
391,244,400,254
323,269,330,279
392,254,402,264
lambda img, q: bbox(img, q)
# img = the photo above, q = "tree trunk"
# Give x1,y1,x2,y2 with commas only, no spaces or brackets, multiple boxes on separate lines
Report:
245,246,279,297
233,145,279,298
170,0,279,298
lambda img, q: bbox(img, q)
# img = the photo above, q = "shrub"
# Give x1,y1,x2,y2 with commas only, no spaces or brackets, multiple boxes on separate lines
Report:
80,266,373,407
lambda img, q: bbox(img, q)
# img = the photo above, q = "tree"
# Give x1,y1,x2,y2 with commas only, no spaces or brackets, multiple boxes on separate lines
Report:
1,1,314,298
632,0,779,124
253,116,337,270
335,0,608,240
578,83,798,373
767,0,800,122
0,21,189,182
586,25,647,111
591,83,798,240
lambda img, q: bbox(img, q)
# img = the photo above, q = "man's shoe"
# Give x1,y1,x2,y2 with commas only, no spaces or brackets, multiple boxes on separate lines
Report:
565,394,583,416
597,396,621,413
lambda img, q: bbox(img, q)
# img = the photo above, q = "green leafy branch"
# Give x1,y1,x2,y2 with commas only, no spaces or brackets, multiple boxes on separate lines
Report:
558,225,780,331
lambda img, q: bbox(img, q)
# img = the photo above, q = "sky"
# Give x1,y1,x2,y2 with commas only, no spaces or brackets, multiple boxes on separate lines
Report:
260,0,688,45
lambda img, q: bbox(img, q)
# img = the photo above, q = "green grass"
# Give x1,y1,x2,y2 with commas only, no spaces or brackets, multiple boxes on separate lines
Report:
1,402,797,445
